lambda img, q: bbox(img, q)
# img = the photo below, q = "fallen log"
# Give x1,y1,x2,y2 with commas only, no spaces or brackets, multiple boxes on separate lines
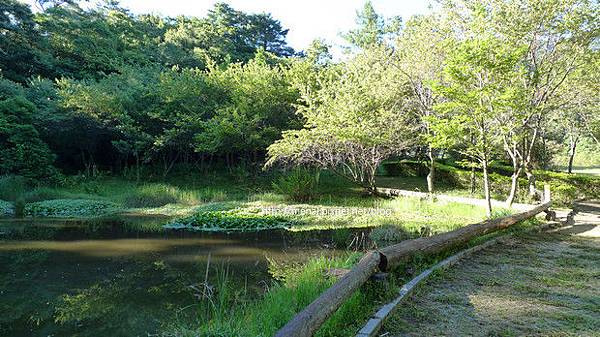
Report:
380,201,551,270
275,196,551,337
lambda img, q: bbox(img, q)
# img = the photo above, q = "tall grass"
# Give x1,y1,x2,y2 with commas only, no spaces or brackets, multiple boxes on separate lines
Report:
163,253,385,337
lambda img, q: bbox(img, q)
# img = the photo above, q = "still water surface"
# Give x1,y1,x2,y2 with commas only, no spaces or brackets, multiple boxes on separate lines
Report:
0,216,366,337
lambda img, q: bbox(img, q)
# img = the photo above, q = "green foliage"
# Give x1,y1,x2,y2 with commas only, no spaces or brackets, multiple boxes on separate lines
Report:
0,199,15,216
536,170,600,205
342,1,400,49
267,46,415,191
0,1,52,82
272,169,317,202
0,175,28,201
196,53,299,156
166,208,297,232
0,94,58,181
25,199,119,217
166,254,364,337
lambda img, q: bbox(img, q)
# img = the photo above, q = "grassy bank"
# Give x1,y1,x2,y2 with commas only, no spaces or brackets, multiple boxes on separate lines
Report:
160,216,544,337
2,161,597,227
381,160,600,206
161,253,394,337
0,171,488,234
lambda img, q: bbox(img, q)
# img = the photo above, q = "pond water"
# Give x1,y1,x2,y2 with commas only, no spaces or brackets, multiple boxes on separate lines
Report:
0,216,369,337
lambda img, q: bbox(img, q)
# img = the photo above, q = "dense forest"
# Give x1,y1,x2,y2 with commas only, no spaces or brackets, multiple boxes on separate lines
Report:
1,0,599,215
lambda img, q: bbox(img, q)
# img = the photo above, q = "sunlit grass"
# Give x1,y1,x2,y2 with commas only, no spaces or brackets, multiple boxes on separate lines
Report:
161,253,390,337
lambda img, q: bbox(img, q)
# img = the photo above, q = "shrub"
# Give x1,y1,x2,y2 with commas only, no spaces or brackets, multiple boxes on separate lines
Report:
272,169,317,202
0,97,59,181
0,175,27,201
25,199,119,217
0,200,14,217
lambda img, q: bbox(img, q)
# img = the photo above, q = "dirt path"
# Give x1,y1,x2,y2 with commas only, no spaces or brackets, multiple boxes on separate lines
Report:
380,201,600,337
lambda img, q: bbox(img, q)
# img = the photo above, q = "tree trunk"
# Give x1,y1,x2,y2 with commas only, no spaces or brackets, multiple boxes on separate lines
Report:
481,158,492,217
135,154,140,183
567,135,578,174
469,165,476,195
525,164,536,198
426,145,435,196
505,165,522,208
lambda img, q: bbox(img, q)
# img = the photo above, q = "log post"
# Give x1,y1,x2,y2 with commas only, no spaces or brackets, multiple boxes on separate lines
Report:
543,184,551,203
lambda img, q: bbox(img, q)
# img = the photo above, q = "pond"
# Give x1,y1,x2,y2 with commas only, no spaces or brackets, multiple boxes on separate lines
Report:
0,216,370,337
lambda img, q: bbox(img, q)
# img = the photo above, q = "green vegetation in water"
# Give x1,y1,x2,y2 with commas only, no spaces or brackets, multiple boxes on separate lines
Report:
24,199,120,217
165,196,487,234
163,214,543,337
165,208,298,232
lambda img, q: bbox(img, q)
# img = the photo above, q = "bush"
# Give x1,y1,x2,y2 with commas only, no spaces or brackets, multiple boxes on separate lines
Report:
25,199,119,217
0,97,59,181
0,175,27,201
0,200,15,217
272,169,317,202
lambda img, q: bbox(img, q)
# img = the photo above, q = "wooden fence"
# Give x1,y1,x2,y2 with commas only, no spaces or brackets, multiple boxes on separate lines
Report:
274,187,552,337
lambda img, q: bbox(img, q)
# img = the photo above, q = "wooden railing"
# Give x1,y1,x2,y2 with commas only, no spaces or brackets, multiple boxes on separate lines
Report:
274,187,552,337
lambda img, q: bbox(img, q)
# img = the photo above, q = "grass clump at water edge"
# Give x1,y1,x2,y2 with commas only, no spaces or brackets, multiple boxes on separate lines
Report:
162,252,390,337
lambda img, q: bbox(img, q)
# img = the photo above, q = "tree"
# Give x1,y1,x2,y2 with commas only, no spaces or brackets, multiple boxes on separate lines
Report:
173,3,294,64
266,47,415,193
0,0,52,82
445,0,599,197
548,52,600,173
394,13,454,195
0,90,57,181
431,36,524,216
197,51,299,167
342,1,402,50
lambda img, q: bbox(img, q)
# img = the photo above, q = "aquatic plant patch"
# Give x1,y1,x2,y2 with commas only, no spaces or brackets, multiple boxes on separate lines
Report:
0,200,15,216
164,207,298,232
25,199,120,217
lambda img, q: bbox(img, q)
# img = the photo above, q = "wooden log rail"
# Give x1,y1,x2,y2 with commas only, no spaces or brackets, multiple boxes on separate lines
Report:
274,188,552,337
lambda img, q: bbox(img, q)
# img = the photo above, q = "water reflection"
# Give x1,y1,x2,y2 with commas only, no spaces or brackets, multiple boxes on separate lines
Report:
0,216,368,337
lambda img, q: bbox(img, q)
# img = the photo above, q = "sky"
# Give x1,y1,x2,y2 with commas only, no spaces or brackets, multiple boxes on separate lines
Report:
23,0,434,57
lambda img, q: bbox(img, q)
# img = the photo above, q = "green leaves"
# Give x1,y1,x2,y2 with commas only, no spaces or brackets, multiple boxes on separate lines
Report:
167,208,297,232
267,46,415,190
0,90,58,181
24,199,119,217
